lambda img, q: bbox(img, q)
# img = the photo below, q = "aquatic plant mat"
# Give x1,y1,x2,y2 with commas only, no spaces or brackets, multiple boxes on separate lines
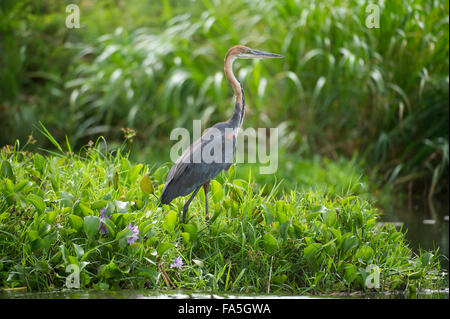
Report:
0,141,447,296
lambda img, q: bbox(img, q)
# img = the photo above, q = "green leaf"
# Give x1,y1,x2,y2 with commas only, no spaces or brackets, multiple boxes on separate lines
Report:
354,245,374,262
38,222,51,237
36,260,50,274
140,174,154,194
163,210,177,232
83,216,100,238
27,194,46,215
101,261,123,279
408,271,423,280
227,164,235,179
114,200,129,213
262,204,274,225
272,274,287,284
343,263,358,283
128,164,143,184
1,160,15,183
156,242,174,257
181,232,190,245
73,243,85,259
34,153,46,174
307,206,326,221
138,266,158,282
113,171,119,190
45,211,58,224
183,223,198,241
420,252,433,267
60,191,74,207
341,235,359,253
277,211,288,224
322,210,337,227
101,217,116,237
263,233,278,254
389,231,403,242
116,227,133,247
280,221,289,239
14,180,31,193
91,200,108,210
68,214,83,232
38,122,63,153
153,166,169,183
210,180,224,203
59,244,69,264
28,230,39,241
303,243,322,262
78,203,94,216
210,204,223,224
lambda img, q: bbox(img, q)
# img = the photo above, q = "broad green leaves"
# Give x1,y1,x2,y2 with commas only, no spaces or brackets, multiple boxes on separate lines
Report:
83,216,100,239
210,180,224,203
263,233,278,254
1,160,15,183
163,210,177,232
0,145,443,294
140,174,154,194
69,214,83,232
27,194,46,215
156,242,174,257
341,235,359,253
303,243,322,263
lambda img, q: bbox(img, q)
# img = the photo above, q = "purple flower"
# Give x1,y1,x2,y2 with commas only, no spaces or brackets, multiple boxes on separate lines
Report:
99,209,110,235
127,223,139,244
170,257,183,270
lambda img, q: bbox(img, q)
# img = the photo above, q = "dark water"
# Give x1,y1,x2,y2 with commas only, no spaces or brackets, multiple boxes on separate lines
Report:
378,198,449,271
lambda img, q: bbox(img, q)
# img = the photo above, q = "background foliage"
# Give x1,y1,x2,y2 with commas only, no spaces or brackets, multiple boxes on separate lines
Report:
1,0,449,198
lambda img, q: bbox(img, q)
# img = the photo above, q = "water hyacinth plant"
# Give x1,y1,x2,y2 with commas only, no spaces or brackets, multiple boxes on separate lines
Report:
127,224,139,245
99,209,110,235
0,140,446,294
170,257,183,270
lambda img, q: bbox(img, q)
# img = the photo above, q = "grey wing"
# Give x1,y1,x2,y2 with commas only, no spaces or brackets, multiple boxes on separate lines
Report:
160,126,236,204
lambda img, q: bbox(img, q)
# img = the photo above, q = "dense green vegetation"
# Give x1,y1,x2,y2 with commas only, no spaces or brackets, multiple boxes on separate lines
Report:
1,0,448,198
0,0,448,297
0,141,445,294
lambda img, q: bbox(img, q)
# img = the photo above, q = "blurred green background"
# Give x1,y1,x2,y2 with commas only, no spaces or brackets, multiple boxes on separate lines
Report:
1,0,448,201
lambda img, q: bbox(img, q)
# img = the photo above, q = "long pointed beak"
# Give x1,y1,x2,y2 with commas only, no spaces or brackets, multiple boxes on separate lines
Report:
249,49,284,59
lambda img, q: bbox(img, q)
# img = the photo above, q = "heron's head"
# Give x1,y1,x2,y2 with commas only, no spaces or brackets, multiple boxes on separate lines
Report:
226,45,283,60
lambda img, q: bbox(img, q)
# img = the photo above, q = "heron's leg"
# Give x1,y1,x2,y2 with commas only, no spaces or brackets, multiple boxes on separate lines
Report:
182,186,201,223
203,181,210,222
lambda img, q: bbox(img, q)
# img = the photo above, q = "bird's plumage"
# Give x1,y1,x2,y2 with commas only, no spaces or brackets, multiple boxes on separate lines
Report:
160,103,242,204
159,45,281,222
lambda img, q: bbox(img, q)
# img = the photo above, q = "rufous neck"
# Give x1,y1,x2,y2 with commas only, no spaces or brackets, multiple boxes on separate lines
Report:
224,55,242,105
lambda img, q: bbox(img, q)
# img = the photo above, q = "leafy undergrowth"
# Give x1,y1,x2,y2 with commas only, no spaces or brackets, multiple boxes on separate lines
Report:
0,142,445,295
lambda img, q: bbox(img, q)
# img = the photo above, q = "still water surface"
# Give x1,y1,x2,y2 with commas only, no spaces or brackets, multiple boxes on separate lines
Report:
379,198,449,270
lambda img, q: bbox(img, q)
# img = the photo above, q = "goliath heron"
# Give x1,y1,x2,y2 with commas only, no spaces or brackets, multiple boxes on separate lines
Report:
160,45,282,223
